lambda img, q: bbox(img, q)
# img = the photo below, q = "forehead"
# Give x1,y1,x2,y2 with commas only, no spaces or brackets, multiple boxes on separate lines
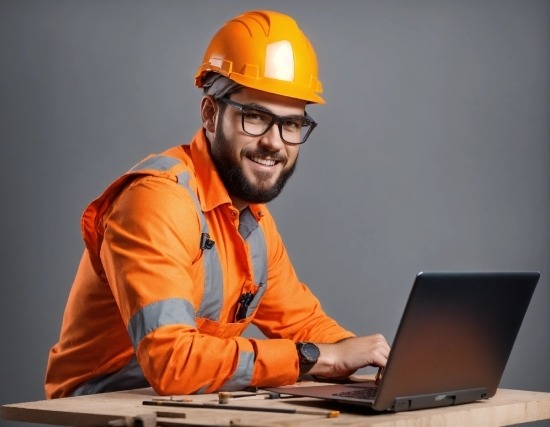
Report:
231,87,307,116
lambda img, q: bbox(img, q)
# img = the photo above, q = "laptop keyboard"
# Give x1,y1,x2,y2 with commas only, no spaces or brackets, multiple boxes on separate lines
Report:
333,386,378,400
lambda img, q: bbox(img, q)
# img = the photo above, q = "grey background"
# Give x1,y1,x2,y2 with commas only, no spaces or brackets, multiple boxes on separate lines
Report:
1,1,549,426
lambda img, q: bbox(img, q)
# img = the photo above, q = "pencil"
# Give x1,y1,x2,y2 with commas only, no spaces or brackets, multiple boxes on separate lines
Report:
142,399,340,418
375,367,385,385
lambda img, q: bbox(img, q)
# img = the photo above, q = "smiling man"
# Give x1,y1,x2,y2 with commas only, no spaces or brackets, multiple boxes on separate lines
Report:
45,10,390,399
207,88,304,208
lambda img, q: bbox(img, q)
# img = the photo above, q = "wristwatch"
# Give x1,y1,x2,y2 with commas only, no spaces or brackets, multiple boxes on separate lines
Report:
296,342,320,375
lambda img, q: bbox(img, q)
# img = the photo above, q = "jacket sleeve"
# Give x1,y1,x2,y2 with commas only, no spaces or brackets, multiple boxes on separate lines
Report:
100,176,299,395
251,211,355,346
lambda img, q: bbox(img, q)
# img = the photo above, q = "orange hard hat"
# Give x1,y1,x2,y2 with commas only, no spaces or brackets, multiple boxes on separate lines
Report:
195,10,324,104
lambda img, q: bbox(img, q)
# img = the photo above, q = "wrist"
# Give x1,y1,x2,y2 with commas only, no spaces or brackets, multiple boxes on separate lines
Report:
296,342,320,376
306,342,336,377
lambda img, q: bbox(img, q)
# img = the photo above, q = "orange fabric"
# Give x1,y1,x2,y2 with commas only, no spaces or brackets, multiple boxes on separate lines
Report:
45,129,353,398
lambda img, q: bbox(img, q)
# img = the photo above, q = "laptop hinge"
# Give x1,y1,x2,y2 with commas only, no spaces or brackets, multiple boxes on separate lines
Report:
392,387,488,412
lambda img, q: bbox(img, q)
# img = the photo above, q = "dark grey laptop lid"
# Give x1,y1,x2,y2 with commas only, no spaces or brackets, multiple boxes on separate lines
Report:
374,271,539,410
265,272,539,412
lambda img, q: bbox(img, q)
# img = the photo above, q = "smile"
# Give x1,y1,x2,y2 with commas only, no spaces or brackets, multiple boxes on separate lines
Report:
250,156,278,167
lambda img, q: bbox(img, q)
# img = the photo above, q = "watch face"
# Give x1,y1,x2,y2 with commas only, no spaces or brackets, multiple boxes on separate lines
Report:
299,342,320,363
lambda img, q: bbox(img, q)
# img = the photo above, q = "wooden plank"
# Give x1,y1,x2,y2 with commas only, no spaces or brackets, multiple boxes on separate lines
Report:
2,388,550,427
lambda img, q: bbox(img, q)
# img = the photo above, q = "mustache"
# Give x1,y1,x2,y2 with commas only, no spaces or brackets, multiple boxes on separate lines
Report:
243,147,287,162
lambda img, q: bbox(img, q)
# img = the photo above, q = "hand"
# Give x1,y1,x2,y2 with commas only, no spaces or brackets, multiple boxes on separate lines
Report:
309,335,390,379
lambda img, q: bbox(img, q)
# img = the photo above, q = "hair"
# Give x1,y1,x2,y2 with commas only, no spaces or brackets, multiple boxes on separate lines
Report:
202,72,243,99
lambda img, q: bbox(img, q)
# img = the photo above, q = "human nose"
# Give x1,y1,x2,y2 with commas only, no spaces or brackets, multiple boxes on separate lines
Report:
258,122,285,151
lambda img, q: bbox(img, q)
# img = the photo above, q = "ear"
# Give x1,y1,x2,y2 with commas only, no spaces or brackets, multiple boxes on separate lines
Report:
201,95,218,133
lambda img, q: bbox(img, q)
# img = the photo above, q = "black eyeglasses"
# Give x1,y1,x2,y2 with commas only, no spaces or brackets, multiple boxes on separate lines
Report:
216,97,317,145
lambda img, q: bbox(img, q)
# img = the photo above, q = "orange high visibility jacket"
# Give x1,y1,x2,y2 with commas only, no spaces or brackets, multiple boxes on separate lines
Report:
45,129,353,399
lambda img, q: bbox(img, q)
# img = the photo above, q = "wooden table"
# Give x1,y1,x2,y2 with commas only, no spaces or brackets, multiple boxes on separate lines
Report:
2,386,550,427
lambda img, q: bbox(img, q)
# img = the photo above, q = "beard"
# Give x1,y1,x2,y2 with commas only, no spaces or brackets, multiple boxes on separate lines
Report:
210,124,298,205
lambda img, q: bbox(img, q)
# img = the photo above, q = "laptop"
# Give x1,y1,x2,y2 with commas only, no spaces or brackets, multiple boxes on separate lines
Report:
265,272,540,412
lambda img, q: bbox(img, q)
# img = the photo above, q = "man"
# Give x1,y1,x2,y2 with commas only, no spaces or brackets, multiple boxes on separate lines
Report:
45,10,389,399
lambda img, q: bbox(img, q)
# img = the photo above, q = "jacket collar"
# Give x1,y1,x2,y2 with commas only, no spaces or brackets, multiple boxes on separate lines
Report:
190,129,265,221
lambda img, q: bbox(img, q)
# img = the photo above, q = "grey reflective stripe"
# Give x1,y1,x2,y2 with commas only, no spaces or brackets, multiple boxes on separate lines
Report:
245,283,267,315
71,355,149,396
221,351,255,391
175,170,224,321
197,246,224,320
129,155,180,173
176,171,205,230
128,298,196,350
239,209,267,285
247,226,268,286
238,208,259,240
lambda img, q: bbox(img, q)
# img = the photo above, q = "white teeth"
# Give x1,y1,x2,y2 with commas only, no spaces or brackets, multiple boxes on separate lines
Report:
251,157,277,166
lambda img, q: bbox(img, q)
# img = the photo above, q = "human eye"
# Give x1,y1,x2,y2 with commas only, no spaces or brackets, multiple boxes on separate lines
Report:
282,117,305,132
243,108,270,124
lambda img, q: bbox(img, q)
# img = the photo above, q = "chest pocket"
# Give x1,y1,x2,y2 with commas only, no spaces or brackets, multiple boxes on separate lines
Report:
196,281,267,338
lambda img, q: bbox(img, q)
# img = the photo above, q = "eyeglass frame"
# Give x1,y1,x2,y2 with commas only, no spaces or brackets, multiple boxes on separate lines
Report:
215,96,317,145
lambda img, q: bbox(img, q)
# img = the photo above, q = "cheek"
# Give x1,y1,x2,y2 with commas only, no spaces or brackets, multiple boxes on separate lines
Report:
214,127,245,162
220,119,247,150
286,146,300,164
219,112,243,139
